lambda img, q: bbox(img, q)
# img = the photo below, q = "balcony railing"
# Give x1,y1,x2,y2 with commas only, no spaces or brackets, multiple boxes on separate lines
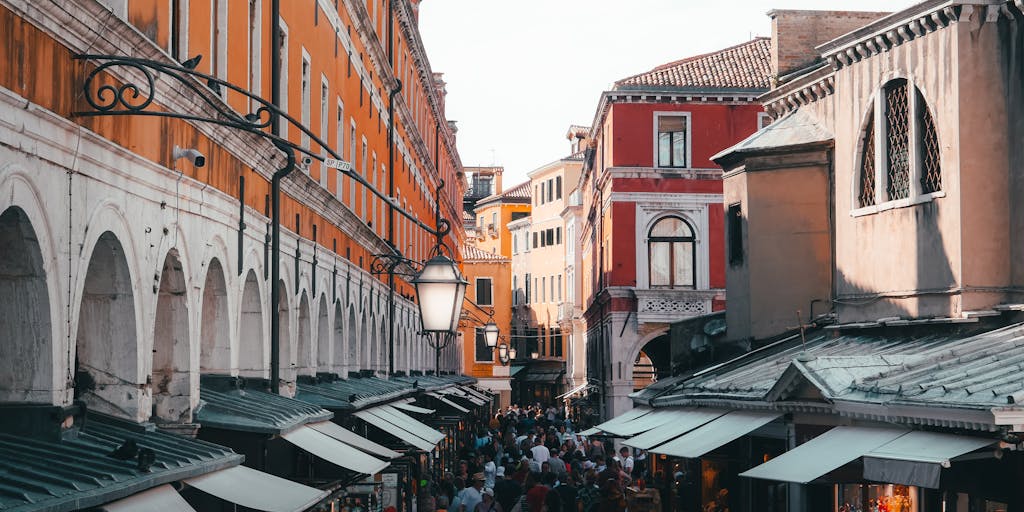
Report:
557,302,576,323
633,288,719,324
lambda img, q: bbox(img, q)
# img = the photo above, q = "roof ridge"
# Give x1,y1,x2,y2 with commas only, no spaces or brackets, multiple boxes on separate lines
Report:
614,37,771,91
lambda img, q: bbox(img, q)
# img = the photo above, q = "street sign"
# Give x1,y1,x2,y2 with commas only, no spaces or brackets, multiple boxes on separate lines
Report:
323,158,352,172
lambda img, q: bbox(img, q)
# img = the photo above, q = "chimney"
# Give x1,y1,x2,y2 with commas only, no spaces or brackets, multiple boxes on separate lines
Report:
494,168,503,196
769,9,891,82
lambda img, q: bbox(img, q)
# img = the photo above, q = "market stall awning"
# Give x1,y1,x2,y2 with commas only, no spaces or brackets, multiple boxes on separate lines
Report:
649,410,781,457
586,406,653,436
556,382,593,400
740,426,908,483
862,431,995,488
392,402,436,415
306,420,401,459
440,387,486,406
353,405,443,451
184,465,328,512
624,408,729,450
600,407,688,437
281,426,389,475
459,386,492,403
100,484,196,512
427,391,471,413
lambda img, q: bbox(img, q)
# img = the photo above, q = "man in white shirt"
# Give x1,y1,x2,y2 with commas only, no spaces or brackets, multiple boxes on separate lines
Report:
619,446,634,476
530,439,550,465
454,472,485,512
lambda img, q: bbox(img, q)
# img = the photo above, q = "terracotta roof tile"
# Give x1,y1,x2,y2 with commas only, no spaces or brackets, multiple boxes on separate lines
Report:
615,38,771,91
462,244,508,262
477,180,531,205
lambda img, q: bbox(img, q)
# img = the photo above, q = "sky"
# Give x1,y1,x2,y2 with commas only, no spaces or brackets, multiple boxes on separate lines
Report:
418,0,917,187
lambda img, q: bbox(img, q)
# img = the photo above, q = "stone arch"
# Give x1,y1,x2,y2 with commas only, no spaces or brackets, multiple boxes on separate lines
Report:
152,249,192,423
316,295,330,373
348,305,358,375
0,206,54,403
333,300,345,373
296,290,313,376
200,258,231,374
238,269,265,377
626,328,671,390
75,231,141,420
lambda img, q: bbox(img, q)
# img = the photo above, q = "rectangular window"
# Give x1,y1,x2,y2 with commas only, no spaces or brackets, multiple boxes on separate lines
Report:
525,273,531,303
371,151,378,229
474,328,493,363
533,232,538,249
541,277,546,302
556,227,562,245
556,176,562,199
728,203,744,266
540,232,546,248
657,113,689,168
558,275,562,301
546,228,554,246
277,21,289,135
547,179,553,202
549,275,554,302
758,112,772,130
361,137,368,221
247,0,261,108
320,76,329,187
512,275,518,305
534,277,539,303
492,212,497,227
349,119,356,206
476,278,493,306
525,230,530,252
553,329,563,358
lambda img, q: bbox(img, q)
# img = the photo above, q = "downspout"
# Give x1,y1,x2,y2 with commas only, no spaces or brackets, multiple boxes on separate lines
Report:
386,0,401,376
270,0,284,394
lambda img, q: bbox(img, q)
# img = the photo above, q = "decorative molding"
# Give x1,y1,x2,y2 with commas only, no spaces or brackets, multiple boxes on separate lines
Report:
633,288,719,325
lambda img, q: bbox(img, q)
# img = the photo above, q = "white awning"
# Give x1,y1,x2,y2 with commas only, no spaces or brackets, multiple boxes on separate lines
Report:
600,408,687,437
354,406,441,451
184,465,328,512
649,410,781,457
307,420,401,459
740,426,908,484
101,484,196,512
556,382,592,400
862,431,995,488
578,427,602,436
282,425,389,475
375,405,445,443
589,406,652,436
392,402,436,415
428,392,471,413
624,408,729,450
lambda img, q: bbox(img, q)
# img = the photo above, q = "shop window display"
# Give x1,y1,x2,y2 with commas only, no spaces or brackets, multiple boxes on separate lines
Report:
837,484,916,512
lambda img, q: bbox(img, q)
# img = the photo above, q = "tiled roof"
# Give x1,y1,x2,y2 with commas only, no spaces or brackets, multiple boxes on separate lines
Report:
462,243,507,262
645,321,1024,425
477,180,531,205
196,376,333,434
0,412,241,512
615,37,771,91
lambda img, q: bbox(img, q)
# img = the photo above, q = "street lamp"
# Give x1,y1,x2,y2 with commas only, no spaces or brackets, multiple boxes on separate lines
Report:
498,343,510,365
509,347,518,360
413,254,468,333
531,351,539,359
484,321,500,348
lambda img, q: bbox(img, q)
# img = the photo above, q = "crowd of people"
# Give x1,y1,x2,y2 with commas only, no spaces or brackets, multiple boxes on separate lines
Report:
416,403,673,512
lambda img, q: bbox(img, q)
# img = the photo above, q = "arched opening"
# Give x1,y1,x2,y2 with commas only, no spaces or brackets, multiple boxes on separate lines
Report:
316,296,330,373
633,334,671,392
152,250,191,423
378,317,387,374
297,291,312,376
75,231,139,420
347,306,358,375
238,270,264,377
200,258,230,374
648,216,695,289
278,280,293,385
360,314,370,372
0,207,53,403
332,301,345,373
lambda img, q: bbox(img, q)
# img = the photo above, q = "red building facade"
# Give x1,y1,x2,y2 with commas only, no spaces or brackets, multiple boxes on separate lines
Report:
574,38,771,419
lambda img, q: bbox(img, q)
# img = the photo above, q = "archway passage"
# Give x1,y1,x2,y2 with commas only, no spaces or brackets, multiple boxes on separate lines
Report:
347,306,358,376
76,231,139,420
633,334,672,391
297,291,312,376
238,270,264,377
360,314,370,373
332,301,344,373
153,250,191,423
0,207,53,403
200,258,230,374
316,296,330,373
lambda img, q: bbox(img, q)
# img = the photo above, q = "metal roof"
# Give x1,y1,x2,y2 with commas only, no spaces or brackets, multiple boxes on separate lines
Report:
712,109,835,164
648,322,1024,421
0,412,241,512
195,382,333,435
295,376,414,411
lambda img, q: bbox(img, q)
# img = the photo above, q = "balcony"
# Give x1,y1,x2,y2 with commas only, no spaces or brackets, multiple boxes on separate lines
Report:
557,302,577,323
633,288,719,324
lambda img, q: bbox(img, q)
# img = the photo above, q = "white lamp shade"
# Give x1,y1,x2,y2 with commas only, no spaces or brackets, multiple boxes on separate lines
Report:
498,344,508,360
509,347,517,360
413,255,468,333
484,321,499,347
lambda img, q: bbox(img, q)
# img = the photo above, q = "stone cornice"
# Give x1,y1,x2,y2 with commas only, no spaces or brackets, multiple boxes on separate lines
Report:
761,68,835,118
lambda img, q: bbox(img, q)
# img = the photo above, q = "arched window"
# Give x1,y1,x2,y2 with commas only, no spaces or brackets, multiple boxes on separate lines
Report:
648,216,695,288
857,79,941,208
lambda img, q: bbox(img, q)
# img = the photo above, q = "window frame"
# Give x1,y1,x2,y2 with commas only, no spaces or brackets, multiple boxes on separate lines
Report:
475,277,493,306
653,111,692,169
474,327,493,363
647,215,697,289
852,77,944,217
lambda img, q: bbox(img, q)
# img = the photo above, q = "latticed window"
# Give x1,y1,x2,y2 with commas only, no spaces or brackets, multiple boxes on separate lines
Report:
648,216,695,288
856,79,941,209
858,112,876,208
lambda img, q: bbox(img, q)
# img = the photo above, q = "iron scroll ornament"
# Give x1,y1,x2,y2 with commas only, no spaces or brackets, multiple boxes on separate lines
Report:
72,53,448,245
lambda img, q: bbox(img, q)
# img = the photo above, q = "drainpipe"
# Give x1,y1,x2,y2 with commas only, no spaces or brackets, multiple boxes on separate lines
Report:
270,0,285,394
387,0,401,376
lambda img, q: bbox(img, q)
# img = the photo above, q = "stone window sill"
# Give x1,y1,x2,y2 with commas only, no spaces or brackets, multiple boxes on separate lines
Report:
850,191,945,217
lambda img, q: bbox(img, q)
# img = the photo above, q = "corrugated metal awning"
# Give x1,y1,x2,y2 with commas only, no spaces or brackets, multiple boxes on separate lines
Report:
185,465,328,512
590,406,652,435
624,408,729,450
306,420,401,459
281,426,389,475
740,426,908,483
600,408,685,437
100,485,195,512
649,410,780,457
862,431,995,488
392,402,436,415
427,392,471,413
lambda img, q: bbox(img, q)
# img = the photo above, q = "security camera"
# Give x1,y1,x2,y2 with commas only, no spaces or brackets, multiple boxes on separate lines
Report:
301,156,314,167
173,145,206,167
